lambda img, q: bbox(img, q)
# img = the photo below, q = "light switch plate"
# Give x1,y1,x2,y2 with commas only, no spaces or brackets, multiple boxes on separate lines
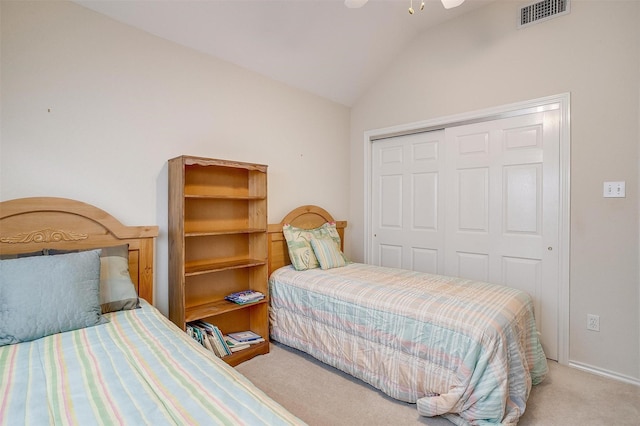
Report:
603,181,625,198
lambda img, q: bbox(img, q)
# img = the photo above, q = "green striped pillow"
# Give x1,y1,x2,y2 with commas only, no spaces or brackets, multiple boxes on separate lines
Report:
310,237,347,270
282,224,321,270
283,222,344,271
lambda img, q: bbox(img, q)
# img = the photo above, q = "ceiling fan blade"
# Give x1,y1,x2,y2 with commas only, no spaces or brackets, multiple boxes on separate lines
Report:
344,0,369,8
440,0,465,9
345,0,464,10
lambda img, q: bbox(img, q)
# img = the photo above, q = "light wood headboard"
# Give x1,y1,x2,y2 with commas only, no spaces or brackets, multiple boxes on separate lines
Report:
267,205,347,275
0,197,159,304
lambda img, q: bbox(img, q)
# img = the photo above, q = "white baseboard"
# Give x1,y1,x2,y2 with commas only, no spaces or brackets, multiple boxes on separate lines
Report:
569,360,640,387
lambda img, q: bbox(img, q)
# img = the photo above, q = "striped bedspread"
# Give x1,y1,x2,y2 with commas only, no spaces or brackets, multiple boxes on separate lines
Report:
0,300,303,426
269,263,548,426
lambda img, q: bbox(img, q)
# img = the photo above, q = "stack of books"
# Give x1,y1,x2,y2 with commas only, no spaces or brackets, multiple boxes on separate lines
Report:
223,335,251,352
225,290,265,305
187,320,231,358
227,330,265,345
187,321,266,358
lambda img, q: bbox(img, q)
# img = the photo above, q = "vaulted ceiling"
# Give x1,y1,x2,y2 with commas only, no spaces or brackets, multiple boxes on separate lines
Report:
76,0,493,106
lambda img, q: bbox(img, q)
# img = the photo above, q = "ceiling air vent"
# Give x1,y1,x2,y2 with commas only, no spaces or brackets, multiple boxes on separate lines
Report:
518,0,570,29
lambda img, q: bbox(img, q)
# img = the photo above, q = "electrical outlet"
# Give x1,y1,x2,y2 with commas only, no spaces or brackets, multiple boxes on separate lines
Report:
587,314,600,332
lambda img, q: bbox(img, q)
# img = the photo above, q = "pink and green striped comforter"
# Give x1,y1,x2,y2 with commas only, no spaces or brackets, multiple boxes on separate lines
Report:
269,263,548,426
0,300,303,426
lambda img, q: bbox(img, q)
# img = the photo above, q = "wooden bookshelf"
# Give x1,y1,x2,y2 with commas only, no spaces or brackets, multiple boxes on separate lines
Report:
169,155,269,366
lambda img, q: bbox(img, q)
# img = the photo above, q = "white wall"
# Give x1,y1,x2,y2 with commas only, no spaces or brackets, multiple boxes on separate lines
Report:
350,1,640,382
0,1,351,315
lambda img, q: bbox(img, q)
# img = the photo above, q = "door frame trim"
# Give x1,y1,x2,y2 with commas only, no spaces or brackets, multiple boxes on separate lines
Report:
363,93,571,365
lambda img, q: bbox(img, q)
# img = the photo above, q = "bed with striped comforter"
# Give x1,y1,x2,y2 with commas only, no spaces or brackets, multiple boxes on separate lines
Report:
269,263,548,426
0,300,303,426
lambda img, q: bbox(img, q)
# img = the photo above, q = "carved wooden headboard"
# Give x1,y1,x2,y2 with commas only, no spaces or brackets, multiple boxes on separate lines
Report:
267,205,347,275
0,197,159,304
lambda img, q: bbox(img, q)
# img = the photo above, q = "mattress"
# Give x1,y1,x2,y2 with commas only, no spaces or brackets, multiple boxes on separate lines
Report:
0,300,304,426
269,263,548,426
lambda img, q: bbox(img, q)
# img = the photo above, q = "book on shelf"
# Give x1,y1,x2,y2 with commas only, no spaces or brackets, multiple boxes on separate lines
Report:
223,335,251,352
212,325,232,356
225,290,265,305
226,330,265,344
187,320,231,358
186,324,205,345
209,330,228,358
201,331,216,354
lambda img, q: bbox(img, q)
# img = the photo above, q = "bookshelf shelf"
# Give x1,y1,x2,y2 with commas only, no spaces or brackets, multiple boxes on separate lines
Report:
184,258,267,276
224,340,269,365
185,298,268,323
184,194,266,200
184,228,266,238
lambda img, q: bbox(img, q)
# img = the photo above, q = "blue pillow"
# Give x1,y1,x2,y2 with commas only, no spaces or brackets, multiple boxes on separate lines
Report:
0,249,107,346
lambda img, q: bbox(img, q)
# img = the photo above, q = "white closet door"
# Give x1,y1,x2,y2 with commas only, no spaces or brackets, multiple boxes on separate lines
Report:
369,110,560,360
444,110,559,359
371,131,446,273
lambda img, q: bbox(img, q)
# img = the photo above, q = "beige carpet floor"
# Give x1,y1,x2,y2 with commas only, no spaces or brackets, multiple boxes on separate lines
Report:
237,342,640,426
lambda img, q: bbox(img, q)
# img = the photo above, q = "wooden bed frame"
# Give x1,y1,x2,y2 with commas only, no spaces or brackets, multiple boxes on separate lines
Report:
0,197,159,304
267,205,347,275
